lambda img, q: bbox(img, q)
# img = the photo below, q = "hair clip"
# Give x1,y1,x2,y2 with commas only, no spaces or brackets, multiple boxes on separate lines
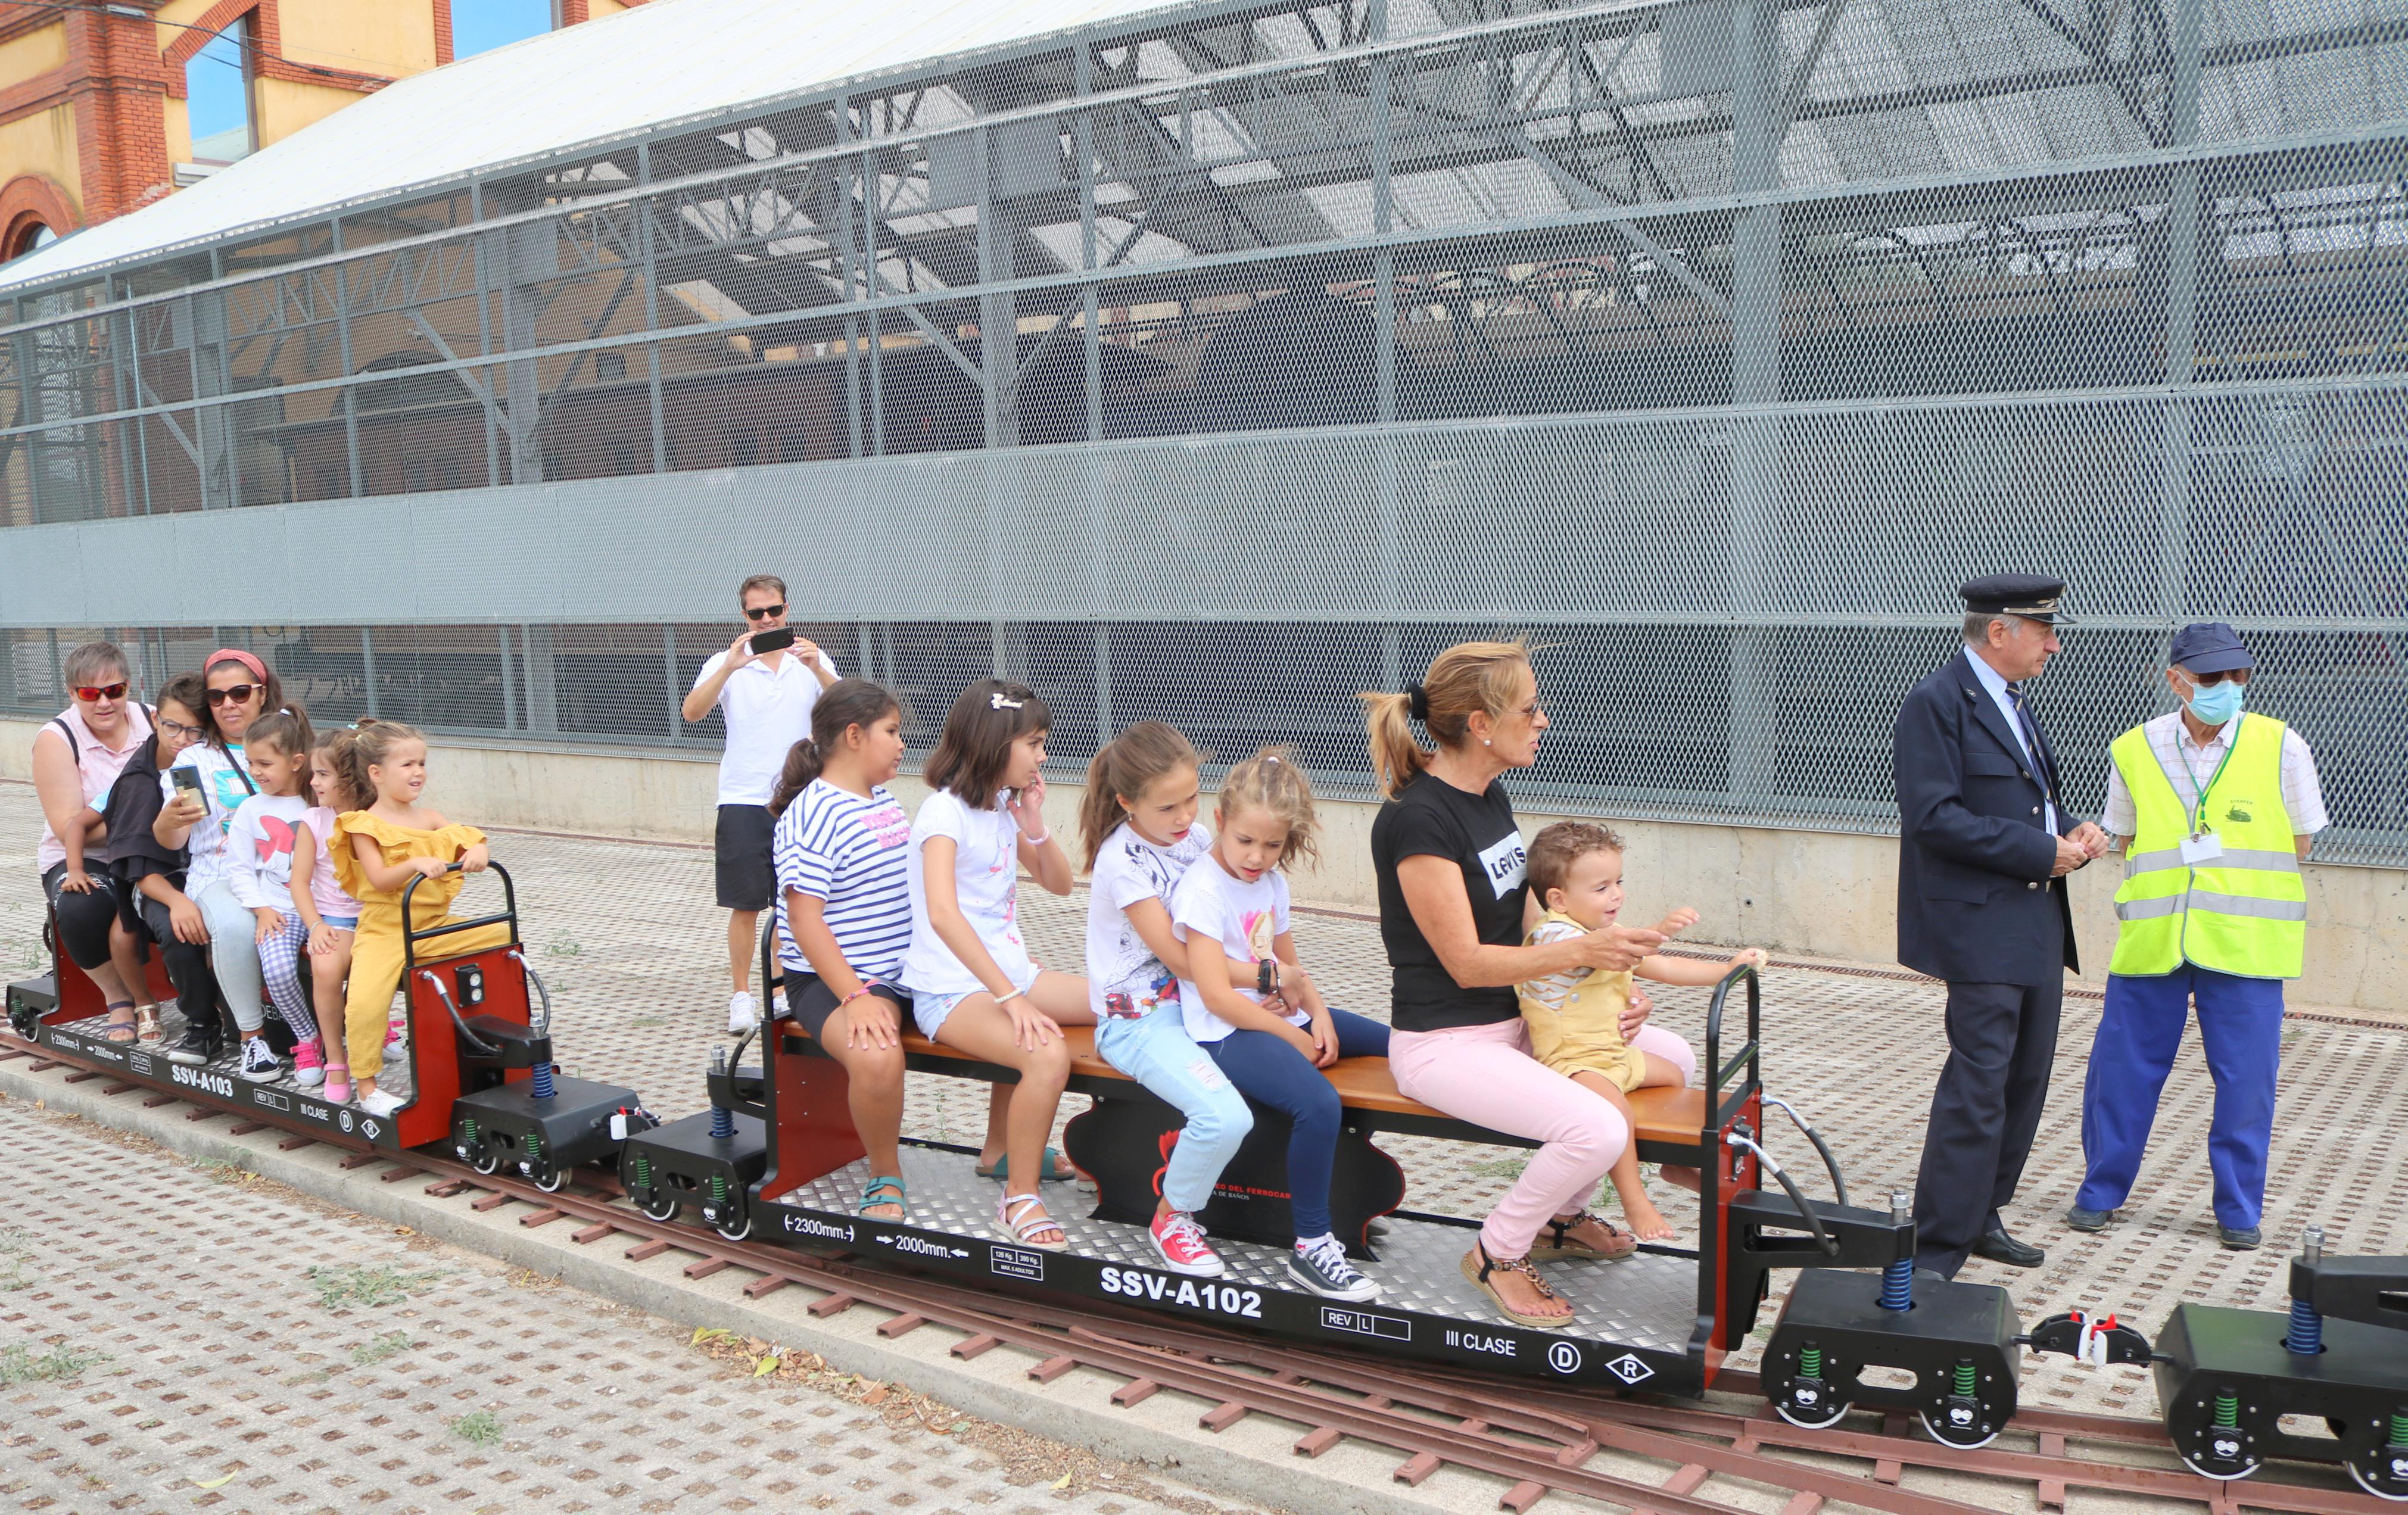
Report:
989,692,1025,710
1263,755,1281,764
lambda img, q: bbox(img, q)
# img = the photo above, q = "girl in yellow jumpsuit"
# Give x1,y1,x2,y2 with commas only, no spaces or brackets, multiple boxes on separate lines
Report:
327,720,511,1118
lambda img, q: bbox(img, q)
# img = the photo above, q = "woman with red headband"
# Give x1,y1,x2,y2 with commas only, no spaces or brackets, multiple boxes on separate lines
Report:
154,649,287,1078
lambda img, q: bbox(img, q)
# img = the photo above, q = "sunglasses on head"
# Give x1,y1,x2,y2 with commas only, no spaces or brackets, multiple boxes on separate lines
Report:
205,682,262,706
744,603,787,621
73,682,129,702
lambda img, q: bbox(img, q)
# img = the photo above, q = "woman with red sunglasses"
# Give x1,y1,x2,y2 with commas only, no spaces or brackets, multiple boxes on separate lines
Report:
152,650,286,1076
32,640,156,1043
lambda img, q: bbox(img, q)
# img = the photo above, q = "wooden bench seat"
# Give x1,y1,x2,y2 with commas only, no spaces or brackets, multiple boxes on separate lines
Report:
881,1025,1708,1154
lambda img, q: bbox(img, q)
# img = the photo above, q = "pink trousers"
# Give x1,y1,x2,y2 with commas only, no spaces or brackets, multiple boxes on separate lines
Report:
1388,1018,1696,1258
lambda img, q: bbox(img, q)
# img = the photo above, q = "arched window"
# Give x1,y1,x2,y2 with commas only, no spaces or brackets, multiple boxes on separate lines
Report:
4,221,56,262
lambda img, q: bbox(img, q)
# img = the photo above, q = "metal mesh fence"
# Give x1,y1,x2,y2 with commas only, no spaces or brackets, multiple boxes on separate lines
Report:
0,0,2400,862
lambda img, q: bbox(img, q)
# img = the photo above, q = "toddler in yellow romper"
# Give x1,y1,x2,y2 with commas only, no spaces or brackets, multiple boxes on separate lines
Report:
1517,822,1764,1241
326,721,512,1118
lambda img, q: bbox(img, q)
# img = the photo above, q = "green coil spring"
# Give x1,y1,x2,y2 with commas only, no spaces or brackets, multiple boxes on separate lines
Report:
2390,1409,2407,1445
711,1173,729,1204
2213,1391,2239,1430
524,1131,542,1163
632,1151,652,1187
1952,1362,1978,1398
1798,1346,1823,1379
461,1118,477,1144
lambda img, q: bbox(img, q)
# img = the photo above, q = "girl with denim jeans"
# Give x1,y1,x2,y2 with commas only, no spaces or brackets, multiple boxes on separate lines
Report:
1077,722,1261,1279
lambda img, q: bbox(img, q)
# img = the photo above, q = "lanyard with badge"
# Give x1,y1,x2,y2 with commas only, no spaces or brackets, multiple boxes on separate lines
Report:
2177,713,2239,865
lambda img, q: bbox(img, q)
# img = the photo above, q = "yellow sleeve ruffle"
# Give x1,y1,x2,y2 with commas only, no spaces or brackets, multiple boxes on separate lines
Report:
328,812,487,906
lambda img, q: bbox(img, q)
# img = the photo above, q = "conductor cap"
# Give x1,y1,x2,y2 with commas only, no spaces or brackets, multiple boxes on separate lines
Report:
1960,573,2071,625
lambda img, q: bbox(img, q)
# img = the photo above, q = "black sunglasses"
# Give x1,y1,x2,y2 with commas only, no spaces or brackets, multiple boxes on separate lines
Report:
205,683,263,706
744,603,787,621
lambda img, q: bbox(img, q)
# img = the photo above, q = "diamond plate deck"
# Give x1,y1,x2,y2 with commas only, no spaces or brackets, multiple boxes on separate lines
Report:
783,1145,1704,1353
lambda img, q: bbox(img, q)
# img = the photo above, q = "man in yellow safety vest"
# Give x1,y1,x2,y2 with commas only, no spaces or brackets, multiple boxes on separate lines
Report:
2066,624,2326,1251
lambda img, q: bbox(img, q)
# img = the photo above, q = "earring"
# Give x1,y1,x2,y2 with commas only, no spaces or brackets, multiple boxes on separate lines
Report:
1484,738,1493,747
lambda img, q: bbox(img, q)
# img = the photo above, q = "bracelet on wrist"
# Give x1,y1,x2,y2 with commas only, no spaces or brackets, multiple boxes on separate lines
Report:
1021,828,1052,847
995,987,1027,1007
837,981,880,1008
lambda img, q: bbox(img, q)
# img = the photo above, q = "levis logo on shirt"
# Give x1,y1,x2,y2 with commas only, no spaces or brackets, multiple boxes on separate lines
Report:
1478,833,1528,898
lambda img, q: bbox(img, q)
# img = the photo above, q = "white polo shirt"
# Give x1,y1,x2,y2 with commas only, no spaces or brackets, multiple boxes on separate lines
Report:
694,647,839,807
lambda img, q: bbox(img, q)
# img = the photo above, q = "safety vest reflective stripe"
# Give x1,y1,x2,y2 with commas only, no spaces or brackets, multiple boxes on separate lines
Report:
2107,713,2305,980
2122,847,2301,877
2115,890,2308,922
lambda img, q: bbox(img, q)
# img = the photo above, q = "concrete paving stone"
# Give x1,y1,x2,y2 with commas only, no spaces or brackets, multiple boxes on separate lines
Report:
7,779,2407,1424
0,1097,1284,1515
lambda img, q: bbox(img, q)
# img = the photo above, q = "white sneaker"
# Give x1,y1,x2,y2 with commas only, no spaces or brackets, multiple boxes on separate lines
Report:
358,1088,407,1119
727,991,759,1034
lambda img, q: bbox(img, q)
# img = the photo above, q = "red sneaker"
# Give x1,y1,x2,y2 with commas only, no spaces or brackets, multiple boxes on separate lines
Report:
1148,1211,1225,1278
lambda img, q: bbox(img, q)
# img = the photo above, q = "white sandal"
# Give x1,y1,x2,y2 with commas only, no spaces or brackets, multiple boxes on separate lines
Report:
997,1192,1067,1252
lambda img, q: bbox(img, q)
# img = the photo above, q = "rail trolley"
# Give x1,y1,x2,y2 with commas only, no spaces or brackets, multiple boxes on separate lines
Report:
11,863,2405,1496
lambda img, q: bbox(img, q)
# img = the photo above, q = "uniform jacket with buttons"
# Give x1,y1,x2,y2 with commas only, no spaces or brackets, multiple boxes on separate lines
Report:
1892,648,2081,986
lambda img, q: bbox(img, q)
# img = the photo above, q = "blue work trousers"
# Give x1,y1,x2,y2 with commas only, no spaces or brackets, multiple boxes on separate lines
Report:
1204,1008,1390,1241
1093,1005,1253,1215
2075,964,2285,1231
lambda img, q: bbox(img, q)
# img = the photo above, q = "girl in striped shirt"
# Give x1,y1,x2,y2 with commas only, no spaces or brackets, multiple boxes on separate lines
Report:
769,679,916,1223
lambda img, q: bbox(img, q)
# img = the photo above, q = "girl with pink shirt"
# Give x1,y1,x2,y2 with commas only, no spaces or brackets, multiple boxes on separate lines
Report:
288,727,370,1102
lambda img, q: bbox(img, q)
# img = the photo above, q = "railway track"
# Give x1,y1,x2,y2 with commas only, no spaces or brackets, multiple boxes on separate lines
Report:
2,1033,2395,1515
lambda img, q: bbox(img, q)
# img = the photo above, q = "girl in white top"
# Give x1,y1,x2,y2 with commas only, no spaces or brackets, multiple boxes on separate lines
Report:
899,679,1091,1252
225,707,331,1084
289,728,370,1103
1077,722,1266,1280
1167,749,1390,1302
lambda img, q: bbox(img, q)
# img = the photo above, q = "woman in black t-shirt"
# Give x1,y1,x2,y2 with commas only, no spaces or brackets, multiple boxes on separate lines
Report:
1363,641,1696,1328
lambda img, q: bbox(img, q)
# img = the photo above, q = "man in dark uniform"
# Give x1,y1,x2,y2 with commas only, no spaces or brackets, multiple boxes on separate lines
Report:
1895,575,2111,1277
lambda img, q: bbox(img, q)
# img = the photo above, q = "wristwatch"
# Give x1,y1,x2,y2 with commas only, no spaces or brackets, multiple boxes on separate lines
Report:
1256,958,1279,996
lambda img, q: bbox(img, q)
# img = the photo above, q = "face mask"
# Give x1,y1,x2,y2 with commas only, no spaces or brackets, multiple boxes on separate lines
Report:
2182,675,2244,727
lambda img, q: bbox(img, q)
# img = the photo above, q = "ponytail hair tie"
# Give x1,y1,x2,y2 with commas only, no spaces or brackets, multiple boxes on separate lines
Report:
1406,684,1431,722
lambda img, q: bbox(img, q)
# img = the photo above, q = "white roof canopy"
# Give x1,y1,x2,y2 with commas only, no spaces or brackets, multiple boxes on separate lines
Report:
0,0,1192,290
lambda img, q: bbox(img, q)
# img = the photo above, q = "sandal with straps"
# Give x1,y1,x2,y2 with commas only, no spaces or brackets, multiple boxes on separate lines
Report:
859,1177,907,1221
135,1002,163,1044
996,1192,1068,1252
102,1000,138,1045
1532,1209,1638,1261
1459,1238,1574,1328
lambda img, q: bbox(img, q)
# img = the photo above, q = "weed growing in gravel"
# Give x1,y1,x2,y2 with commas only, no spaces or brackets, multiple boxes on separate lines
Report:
628,1016,665,1029
0,1342,109,1385
0,1227,32,1290
544,937,582,958
449,1410,503,1444
308,1264,444,1310
1466,1155,1528,1181
352,1332,415,1365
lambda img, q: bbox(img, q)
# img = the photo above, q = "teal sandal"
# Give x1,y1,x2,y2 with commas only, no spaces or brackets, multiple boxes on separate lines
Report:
975,1146,1071,1183
859,1176,907,1220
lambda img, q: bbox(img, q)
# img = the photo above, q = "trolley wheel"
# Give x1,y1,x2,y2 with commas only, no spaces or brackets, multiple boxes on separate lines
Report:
467,1146,500,1176
1919,1409,1999,1451
637,1190,680,1223
2178,1452,2257,1483
713,1208,753,1243
1774,1398,1852,1431
529,1161,568,1194
2349,1460,2408,1502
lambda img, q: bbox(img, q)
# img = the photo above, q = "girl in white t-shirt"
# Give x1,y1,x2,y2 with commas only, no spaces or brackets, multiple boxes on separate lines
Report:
1169,749,1390,1302
289,727,370,1102
224,707,331,1084
899,679,1091,1251
1077,722,1261,1279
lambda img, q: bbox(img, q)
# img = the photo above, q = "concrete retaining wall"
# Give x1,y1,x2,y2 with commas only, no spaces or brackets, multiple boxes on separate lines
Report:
10,715,2399,1014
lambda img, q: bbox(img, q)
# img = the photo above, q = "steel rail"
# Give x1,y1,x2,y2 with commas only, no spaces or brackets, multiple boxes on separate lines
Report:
4,1030,2396,1515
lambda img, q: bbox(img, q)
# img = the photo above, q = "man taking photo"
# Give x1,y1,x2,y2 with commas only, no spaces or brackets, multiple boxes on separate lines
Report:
683,573,839,1031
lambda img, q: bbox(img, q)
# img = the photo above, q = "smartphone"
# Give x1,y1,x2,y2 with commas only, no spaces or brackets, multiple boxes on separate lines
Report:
749,626,796,654
170,766,204,798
